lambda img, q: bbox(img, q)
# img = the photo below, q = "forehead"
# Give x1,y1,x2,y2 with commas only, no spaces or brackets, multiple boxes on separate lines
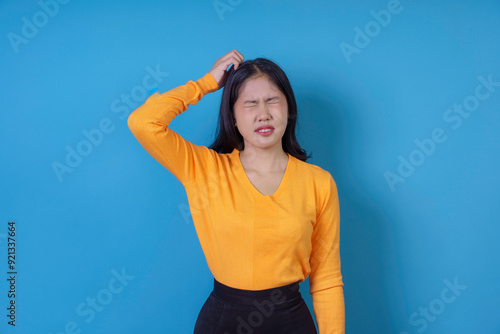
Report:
238,75,282,97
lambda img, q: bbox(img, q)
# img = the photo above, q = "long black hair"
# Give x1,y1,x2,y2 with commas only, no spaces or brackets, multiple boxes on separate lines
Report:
208,58,311,162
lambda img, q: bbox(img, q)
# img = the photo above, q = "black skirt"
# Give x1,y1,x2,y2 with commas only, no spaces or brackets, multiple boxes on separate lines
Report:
193,278,318,334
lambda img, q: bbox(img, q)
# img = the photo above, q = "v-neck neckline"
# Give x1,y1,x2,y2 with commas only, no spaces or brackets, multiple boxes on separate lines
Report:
232,148,293,198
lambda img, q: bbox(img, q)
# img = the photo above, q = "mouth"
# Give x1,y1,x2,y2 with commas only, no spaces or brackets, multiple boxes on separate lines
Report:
255,127,274,136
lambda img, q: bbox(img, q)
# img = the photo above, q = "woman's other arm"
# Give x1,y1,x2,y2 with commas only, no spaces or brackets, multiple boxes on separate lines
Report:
309,174,345,334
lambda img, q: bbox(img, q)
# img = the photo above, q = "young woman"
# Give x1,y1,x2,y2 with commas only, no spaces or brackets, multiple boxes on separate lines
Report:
127,50,345,334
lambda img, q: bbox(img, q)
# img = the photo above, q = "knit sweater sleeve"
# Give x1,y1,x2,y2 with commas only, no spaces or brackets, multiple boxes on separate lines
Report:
127,73,219,185
309,173,345,334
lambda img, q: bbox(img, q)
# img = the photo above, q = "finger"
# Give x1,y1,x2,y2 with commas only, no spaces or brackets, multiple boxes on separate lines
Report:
235,50,244,62
228,55,243,70
222,56,240,71
215,51,243,72
222,51,238,62
235,51,245,70
223,50,243,65
226,65,235,77
220,50,238,62
230,50,244,69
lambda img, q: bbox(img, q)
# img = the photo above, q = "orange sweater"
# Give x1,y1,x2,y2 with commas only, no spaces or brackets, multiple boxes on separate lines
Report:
127,73,345,333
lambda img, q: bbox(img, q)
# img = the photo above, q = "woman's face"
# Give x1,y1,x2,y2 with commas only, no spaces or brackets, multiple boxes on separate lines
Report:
233,75,288,153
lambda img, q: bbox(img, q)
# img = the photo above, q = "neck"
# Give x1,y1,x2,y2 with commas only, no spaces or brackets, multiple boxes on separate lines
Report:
239,146,289,173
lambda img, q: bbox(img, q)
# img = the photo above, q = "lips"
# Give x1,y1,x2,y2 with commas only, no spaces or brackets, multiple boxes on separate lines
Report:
255,126,274,132
255,126,274,136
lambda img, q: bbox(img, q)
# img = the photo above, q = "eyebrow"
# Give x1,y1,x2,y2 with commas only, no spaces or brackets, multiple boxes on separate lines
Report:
243,97,280,104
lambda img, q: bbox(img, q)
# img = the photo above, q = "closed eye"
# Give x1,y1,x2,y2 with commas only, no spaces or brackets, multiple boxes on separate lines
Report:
242,97,280,107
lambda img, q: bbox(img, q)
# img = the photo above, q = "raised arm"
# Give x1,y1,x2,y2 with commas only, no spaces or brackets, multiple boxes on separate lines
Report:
127,50,244,185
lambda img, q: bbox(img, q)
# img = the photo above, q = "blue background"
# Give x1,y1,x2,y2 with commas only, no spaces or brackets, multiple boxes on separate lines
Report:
1,0,499,333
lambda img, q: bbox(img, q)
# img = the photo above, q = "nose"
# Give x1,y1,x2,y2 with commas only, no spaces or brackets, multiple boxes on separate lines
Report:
258,104,271,120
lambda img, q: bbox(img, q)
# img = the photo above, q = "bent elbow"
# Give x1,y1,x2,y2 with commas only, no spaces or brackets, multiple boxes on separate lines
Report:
127,104,151,137
127,109,139,134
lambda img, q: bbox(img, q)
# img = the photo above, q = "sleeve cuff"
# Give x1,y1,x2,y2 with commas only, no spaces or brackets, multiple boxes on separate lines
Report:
196,73,219,94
